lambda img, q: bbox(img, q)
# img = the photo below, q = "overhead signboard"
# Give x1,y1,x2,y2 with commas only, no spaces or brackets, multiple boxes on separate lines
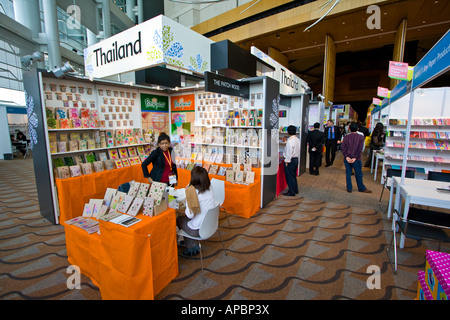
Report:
412,30,450,89
84,15,213,79
377,86,390,98
250,46,308,95
140,93,169,112
171,94,195,112
204,72,249,99
388,61,409,80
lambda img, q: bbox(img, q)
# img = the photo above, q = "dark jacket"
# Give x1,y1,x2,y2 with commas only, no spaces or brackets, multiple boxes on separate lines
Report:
307,129,325,153
324,125,342,142
141,147,178,182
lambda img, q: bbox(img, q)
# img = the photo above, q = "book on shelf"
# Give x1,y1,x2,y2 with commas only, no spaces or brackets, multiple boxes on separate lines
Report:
81,163,93,175
56,166,70,179
64,157,75,166
53,158,65,167
104,159,116,170
93,161,105,172
69,165,82,177
84,152,96,163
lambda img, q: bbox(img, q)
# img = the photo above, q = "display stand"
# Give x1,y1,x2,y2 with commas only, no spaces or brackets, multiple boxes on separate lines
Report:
383,87,450,182
63,207,178,299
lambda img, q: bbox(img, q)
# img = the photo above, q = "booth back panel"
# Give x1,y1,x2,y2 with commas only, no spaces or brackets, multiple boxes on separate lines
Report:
23,69,57,224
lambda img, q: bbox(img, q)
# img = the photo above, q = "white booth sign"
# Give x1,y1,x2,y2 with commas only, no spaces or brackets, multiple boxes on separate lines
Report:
250,46,308,96
84,15,214,79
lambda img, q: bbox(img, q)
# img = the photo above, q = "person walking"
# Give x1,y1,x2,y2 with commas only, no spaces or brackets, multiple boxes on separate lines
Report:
307,122,325,175
324,120,341,167
283,125,300,196
340,123,372,193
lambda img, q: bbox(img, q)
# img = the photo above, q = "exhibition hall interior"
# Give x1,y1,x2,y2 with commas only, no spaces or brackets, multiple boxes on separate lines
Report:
0,0,449,303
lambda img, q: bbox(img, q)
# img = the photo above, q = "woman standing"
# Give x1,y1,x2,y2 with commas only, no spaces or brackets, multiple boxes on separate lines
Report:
141,132,178,185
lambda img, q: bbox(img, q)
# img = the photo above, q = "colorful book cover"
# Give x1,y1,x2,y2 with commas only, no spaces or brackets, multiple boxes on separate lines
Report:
53,158,65,167
115,159,124,168
119,148,129,158
60,119,70,129
108,149,119,160
64,157,75,166
122,158,131,167
85,152,96,163
142,197,154,217
104,159,116,170
81,163,93,175
57,166,70,179
133,156,141,164
93,161,104,172
69,165,82,177
127,147,137,157
426,140,437,149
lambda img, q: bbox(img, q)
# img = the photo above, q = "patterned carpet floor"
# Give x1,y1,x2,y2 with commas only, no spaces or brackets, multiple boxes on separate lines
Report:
0,155,448,300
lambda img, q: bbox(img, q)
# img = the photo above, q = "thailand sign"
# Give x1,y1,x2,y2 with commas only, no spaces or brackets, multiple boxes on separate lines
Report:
84,15,213,78
250,46,308,95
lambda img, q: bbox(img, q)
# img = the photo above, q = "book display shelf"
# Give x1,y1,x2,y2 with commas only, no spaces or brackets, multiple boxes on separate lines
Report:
42,77,153,181
382,87,450,181
175,76,280,214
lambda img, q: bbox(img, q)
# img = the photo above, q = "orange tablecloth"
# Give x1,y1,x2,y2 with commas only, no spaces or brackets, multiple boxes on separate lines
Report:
63,208,178,300
56,165,149,223
176,166,261,219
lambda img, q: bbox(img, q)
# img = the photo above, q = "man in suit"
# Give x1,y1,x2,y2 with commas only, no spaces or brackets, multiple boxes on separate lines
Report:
324,120,341,167
307,122,325,175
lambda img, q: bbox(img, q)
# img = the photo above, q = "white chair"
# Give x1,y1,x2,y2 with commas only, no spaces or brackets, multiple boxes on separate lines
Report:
178,204,227,283
210,178,231,228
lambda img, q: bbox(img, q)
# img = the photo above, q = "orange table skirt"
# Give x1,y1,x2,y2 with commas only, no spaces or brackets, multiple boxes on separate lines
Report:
63,208,178,300
56,165,149,223
176,165,261,219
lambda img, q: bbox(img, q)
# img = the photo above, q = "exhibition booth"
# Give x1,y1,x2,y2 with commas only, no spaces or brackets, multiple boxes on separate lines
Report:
22,15,311,299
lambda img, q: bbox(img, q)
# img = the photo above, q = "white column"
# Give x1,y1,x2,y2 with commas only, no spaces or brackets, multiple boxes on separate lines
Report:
42,0,62,70
87,29,98,46
13,0,42,39
102,0,111,38
126,0,136,23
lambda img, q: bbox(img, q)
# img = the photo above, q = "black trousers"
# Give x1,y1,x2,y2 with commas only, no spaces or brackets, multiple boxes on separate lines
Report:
309,152,322,174
284,157,299,195
325,140,338,165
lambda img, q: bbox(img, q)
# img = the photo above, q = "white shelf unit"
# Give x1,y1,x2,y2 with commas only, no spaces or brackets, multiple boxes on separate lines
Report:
382,87,450,182
190,85,266,168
